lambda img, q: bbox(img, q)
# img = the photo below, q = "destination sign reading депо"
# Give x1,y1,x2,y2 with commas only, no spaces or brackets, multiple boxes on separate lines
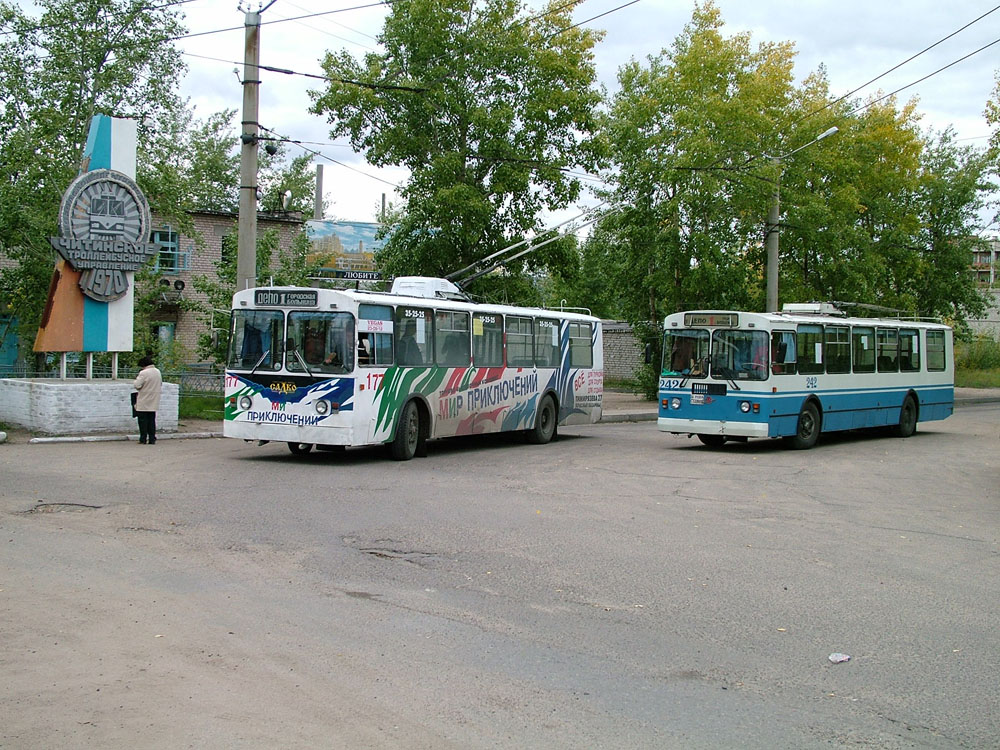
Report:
684,313,738,327
254,290,319,307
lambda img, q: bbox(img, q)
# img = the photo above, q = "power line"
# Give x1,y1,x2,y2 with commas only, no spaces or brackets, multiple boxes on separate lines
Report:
0,0,197,38
544,0,642,42
846,36,1000,119
259,124,402,188
180,50,425,92
796,3,1000,125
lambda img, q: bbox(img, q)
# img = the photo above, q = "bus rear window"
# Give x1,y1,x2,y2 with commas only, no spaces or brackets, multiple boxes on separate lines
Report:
569,322,593,368
926,330,946,371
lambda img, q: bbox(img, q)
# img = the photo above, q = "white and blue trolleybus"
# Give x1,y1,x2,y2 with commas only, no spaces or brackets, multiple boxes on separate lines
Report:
657,304,954,448
224,276,603,459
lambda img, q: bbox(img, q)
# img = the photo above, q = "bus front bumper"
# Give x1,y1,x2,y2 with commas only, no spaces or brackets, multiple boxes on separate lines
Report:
657,417,770,438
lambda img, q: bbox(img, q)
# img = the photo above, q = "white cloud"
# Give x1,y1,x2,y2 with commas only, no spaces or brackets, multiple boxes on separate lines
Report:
176,0,999,224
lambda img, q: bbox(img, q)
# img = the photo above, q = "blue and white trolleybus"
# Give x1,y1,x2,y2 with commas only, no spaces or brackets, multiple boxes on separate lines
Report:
658,304,954,448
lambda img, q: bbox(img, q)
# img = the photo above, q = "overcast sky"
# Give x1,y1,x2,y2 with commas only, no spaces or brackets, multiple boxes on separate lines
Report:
175,0,1000,224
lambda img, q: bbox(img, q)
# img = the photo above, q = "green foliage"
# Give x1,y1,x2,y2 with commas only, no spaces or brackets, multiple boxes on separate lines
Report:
191,229,318,364
600,1,798,325
259,152,319,215
179,392,224,420
956,334,1000,370
0,0,186,362
310,0,604,290
594,0,992,341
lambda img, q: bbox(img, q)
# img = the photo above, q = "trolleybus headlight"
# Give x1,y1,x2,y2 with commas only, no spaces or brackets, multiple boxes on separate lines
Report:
238,395,253,411
670,397,682,410
739,400,751,413
315,399,330,415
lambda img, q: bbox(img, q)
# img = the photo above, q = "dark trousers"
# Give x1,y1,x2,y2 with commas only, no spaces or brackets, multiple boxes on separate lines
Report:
137,411,157,444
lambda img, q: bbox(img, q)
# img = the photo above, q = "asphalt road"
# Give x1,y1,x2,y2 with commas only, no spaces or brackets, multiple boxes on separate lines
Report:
2,405,998,749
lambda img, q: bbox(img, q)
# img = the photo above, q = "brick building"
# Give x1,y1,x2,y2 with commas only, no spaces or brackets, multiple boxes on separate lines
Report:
145,210,304,362
0,210,304,371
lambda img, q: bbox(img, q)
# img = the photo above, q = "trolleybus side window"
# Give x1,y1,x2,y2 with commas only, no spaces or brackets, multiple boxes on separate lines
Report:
797,324,824,374
711,329,768,380
770,330,796,375
877,328,899,372
825,325,851,374
926,330,946,371
507,316,534,367
899,329,920,372
535,318,560,367
663,329,709,378
286,311,355,373
435,310,471,366
229,309,283,370
569,322,593,368
395,306,431,366
853,326,875,373
473,313,503,367
358,304,393,367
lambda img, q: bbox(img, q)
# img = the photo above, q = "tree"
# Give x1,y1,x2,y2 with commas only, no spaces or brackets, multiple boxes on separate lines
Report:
190,229,317,364
309,0,604,292
913,129,991,323
0,0,187,360
600,1,798,321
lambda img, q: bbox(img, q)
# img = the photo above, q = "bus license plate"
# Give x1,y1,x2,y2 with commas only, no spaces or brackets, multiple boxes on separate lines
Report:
690,393,705,404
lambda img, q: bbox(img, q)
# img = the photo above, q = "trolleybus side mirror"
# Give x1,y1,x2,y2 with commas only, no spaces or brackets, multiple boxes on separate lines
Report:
644,343,653,364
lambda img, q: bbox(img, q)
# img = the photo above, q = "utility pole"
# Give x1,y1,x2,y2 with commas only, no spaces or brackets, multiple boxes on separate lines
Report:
236,10,261,293
765,158,781,313
764,126,838,313
313,164,324,220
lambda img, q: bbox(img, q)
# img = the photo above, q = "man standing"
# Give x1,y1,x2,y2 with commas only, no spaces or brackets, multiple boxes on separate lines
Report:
133,355,163,445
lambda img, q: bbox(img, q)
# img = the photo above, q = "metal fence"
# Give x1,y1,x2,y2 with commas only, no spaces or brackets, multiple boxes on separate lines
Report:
0,365,224,396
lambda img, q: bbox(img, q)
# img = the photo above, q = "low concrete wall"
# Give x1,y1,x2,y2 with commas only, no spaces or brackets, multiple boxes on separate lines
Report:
0,379,178,435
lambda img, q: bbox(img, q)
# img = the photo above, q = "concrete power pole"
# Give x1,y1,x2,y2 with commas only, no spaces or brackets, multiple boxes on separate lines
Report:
313,164,323,220
236,10,261,293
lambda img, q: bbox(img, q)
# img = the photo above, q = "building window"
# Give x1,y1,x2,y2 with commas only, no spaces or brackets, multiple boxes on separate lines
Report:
152,322,175,347
151,228,189,274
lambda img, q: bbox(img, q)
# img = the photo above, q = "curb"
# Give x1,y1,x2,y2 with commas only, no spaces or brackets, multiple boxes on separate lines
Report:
599,412,657,423
29,431,224,444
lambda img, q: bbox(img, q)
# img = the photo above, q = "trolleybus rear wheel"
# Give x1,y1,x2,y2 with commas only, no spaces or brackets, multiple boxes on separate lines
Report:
893,395,918,438
287,441,314,455
697,434,727,447
527,395,557,445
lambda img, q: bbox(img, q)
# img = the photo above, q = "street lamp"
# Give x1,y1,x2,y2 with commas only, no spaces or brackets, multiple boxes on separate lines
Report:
765,126,838,312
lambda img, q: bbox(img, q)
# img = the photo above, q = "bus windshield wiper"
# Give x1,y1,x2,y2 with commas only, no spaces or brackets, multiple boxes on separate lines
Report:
249,349,270,379
289,347,314,378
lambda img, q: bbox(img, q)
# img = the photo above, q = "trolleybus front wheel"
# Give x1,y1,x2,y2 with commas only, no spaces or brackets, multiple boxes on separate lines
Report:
785,402,821,450
391,400,422,461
